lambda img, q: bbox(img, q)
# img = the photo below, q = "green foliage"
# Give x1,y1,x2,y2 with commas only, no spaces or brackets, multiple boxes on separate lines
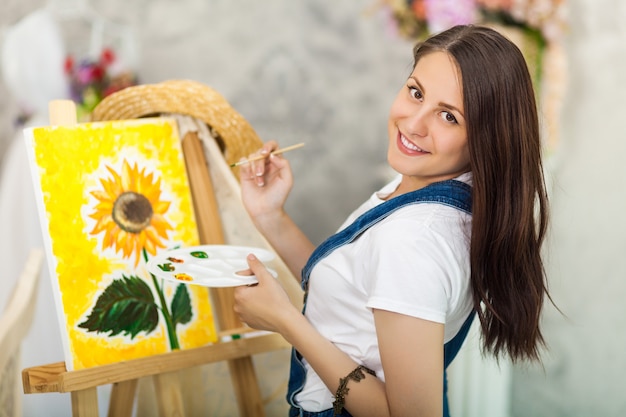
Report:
171,283,193,326
78,275,159,338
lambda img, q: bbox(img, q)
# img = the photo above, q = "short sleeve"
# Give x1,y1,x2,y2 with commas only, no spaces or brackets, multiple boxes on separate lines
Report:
364,205,469,324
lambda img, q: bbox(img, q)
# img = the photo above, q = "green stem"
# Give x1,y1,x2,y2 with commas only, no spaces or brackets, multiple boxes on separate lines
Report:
143,248,180,350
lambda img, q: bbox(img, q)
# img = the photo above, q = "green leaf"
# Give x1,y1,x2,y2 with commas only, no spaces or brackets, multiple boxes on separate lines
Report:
170,283,192,326
78,275,159,338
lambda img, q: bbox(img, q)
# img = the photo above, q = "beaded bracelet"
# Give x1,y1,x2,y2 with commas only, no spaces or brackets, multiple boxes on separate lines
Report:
332,365,376,416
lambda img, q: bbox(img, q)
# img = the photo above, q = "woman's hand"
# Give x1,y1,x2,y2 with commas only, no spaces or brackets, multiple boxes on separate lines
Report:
233,253,299,333
239,140,294,223
237,141,315,278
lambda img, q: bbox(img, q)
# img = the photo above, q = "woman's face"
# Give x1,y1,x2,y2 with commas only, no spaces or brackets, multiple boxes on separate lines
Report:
387,51,470,191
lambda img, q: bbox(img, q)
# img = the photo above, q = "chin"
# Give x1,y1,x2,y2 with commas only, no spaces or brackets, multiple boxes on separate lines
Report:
387,158,411,177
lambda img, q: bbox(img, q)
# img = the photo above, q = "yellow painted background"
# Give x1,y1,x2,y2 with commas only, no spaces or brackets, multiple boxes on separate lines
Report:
28,118,217,370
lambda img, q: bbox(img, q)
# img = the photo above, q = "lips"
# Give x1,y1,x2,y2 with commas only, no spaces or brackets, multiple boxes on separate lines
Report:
397,132,429,155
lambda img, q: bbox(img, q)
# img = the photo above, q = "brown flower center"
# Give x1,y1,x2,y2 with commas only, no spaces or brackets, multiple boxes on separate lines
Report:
112,191,154,233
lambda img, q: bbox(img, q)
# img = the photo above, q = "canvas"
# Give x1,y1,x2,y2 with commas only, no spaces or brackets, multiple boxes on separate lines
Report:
24,117,218,371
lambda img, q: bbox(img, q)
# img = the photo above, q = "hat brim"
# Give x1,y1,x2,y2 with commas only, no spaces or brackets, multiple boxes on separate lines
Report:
91,79,262,168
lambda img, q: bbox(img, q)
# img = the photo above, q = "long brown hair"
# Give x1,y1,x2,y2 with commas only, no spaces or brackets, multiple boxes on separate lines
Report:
413,25,550,362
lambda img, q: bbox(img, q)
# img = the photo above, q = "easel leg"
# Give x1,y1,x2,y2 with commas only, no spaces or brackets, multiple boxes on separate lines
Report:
153,371,186,417
180,367,210,415
71,387,99,417
229,357,265,417
107,379,138,417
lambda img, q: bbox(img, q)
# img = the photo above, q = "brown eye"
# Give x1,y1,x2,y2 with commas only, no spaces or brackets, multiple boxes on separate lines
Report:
440,111,458,124
408,86,423,100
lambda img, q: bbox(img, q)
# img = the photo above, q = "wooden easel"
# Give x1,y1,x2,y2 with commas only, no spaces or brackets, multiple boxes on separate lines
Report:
21,100,296,416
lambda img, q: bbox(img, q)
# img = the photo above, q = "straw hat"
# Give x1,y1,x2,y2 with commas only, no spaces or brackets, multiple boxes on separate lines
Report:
91,79,262,167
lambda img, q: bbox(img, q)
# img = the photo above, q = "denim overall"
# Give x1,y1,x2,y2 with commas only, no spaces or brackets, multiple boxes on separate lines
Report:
287,179,474,417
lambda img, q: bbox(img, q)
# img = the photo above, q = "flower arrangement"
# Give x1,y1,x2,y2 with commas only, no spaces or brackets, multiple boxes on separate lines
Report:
378,0,568,154
64,47,138,121
380,0,565,82
381,0,566,44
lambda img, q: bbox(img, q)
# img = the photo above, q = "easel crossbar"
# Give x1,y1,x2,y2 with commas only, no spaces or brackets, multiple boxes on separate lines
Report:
22,332,290,394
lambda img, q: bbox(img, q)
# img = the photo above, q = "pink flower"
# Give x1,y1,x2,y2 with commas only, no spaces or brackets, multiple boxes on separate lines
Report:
424,0,478,33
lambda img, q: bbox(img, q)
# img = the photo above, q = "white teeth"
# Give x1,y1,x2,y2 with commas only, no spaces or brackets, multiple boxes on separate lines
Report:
400,135,425,152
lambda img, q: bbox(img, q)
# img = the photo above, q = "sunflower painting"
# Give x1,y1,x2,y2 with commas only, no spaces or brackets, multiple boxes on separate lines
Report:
24,117,217,371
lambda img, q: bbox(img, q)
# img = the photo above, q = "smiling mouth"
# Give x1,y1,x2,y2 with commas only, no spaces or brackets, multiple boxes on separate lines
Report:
399,133,429,154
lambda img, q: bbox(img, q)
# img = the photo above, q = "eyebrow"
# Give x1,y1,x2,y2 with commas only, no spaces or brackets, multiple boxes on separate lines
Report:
409,76,465,118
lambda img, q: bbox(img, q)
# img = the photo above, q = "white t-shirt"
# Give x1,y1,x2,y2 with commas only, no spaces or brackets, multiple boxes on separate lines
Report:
295,173,474,411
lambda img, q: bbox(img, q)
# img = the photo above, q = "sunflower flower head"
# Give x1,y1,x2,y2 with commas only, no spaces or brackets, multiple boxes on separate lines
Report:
89,159,173,266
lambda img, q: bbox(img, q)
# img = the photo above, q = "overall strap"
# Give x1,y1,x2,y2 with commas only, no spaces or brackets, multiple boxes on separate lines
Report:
288,179,474,415
443,311,476,417
444,311,475,368
301,179,472,293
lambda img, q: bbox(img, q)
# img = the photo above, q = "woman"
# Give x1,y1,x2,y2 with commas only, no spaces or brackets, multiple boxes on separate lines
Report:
233,24,549,417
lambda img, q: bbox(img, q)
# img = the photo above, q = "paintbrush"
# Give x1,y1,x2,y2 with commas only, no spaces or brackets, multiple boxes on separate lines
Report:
230,143,306,167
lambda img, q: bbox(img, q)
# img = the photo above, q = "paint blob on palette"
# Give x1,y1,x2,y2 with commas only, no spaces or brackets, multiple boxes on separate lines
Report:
146,245,276,287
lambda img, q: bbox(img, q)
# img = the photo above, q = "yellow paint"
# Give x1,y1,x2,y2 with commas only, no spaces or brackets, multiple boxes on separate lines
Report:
28,118,217,370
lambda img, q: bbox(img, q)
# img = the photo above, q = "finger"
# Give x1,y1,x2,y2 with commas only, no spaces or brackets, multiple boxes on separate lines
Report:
263,140,279,153
269,153,290,169
254,159,266,187
269,155,293,184
235,267,253,277
246,254,269,282
255,141,277,161
238,157,253,180
250,142,278,186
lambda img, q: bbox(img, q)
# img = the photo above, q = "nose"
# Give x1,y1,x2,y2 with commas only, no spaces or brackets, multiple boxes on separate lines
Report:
405,107,428,137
